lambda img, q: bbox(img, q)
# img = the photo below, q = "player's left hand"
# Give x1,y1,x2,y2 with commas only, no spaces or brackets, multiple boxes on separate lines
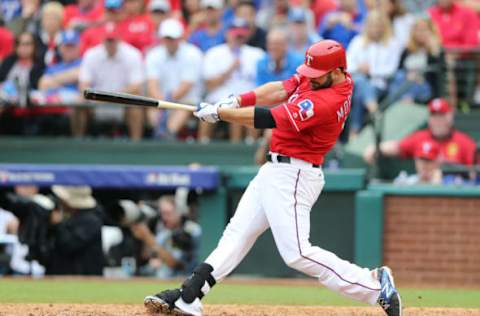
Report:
194,102,220,123
214,95,240,109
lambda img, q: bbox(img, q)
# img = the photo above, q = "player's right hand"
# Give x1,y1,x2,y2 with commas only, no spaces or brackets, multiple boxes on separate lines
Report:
214,95,240,109
194,102,220,123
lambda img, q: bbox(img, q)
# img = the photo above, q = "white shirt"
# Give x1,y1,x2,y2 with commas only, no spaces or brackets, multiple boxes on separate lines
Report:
80,42,145,121
146,42,203,104
80,42,145,91
203,44,264,103
347,35,402,89
393,14,415,49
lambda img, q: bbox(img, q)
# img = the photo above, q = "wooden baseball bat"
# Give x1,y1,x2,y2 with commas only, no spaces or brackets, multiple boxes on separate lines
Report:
83,89,196,112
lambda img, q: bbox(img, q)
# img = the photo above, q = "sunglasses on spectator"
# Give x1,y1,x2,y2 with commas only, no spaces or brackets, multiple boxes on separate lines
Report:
18,41,34,46
151,9,167,14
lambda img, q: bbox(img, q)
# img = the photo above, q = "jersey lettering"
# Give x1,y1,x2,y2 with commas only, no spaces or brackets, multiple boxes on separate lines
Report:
336,95,351,122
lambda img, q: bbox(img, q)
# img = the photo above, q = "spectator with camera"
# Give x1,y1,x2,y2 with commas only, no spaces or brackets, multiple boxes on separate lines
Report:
46,185,104,275
133,196,201,278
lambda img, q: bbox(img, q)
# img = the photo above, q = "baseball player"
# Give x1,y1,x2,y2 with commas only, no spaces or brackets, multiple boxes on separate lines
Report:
144,40,402,316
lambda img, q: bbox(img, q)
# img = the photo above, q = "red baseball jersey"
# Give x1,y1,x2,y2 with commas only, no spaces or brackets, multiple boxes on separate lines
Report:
399,129,476,165
270,73,353,165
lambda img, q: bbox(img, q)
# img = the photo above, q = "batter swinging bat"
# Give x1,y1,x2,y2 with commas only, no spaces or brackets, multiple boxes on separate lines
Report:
83,89,196,112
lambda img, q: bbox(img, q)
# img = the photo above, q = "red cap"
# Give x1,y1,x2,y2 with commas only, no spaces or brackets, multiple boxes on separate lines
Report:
414,141,440,161
297,39,347,78
104,22,120,40
428,98,452,114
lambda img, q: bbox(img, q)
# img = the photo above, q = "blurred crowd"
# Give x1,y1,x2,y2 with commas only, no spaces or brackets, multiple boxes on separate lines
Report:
0,185,201,278
0,0,478,142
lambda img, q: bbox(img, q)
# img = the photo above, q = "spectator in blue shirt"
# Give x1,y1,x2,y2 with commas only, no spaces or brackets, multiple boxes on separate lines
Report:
256,28,302,85
32,29,81,105
188,0,226,52
287,7,321,56
318,0,363,48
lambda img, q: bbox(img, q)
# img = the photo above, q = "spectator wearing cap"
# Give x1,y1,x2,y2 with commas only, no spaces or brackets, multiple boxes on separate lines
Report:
117,0,156,53
146,18,203,139
45,185,104,275
234,0,266,50
79,0,123,55
38,2,64,67
148,0,172,38
364,98,477,166
188,0,226,52
318,0,363,49
428,0,479,49
393,140,442,185
256,28,302,85
287,6,321,56
7,0,42,38
200,17,264,143
63,0,105,32
77,22,145,140
33,29,82,106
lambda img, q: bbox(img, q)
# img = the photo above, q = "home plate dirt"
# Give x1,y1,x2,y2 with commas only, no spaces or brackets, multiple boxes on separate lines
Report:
1,304,480,316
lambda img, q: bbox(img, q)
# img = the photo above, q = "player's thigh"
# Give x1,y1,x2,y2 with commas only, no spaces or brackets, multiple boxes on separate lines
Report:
226,174,269,238
261,167,324,262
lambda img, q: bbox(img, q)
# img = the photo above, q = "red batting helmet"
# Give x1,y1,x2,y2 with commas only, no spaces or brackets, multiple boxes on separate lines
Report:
296,40,347,78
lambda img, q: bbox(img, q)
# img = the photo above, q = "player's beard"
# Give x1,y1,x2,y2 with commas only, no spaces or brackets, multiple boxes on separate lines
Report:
310,73,333,90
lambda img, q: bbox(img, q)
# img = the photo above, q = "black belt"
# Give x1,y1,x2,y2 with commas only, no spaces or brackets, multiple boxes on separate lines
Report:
266,154,320,168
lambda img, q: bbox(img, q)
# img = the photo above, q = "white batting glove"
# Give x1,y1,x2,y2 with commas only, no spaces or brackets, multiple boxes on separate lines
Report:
194,102,220,123
214,94,240,109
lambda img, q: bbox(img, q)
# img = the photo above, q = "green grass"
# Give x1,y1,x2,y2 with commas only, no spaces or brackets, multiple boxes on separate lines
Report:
0,279,479,308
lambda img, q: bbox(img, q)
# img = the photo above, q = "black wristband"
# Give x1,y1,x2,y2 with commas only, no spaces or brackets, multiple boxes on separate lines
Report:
254,106,276,129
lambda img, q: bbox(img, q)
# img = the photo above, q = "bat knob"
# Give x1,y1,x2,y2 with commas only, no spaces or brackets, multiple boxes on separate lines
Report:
83,89,95,100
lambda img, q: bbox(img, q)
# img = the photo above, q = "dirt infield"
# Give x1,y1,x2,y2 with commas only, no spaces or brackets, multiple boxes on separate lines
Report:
1,304,479,316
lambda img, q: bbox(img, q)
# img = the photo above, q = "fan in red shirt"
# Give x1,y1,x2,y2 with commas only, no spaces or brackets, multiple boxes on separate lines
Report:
79,0,123,55
428,0,479,49
117,0,155,53
0,25,14,62
63,0,105,31
364,98,477,166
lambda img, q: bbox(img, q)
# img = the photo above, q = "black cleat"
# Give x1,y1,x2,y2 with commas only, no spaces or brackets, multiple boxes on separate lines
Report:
144,289,194,315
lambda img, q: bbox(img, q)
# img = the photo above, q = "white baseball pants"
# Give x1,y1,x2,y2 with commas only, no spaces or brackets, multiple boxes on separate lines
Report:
205,158,381,305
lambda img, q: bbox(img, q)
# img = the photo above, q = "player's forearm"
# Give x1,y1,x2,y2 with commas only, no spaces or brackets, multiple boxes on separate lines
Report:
248,81,288,106
218,107,255,128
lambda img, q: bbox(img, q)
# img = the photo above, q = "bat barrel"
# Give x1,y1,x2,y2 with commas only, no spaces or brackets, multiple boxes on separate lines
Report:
83,89,159,107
